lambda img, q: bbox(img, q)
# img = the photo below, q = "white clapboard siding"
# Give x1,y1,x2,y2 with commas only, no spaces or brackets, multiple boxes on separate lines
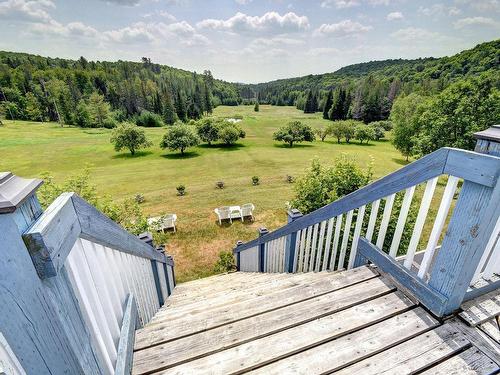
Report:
389,186,416,258
337,210,354,270
376,194,396,250
404,178,438,270
65,238,162,374
347,205,366,270
240,246,259,272
418,176,459,279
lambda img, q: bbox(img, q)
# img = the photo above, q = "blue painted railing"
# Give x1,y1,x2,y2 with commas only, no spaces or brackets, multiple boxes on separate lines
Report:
235,145,500,317
0,173,175,375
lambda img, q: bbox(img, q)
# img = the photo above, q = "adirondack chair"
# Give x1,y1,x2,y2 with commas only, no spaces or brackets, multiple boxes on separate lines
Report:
214,206,232,225
148,214,177,233
241,203,255,221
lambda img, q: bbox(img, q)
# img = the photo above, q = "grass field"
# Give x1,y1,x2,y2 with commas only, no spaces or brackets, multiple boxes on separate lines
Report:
0,105,408,282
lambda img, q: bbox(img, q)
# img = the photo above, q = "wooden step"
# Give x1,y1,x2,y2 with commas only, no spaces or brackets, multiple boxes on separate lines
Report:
419,347,499,375
460,289,500,327
134,266,377,349
132,277,395,373
147,292,418,374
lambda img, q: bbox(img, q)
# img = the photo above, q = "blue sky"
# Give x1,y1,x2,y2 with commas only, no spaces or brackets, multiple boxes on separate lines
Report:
0,0,498,82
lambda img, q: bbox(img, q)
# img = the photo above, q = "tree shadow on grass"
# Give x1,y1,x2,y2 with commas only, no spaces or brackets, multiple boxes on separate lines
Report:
112,150,153,159
161,151,200,159
273,143,314,149
199,143,246,151
392,157,410,166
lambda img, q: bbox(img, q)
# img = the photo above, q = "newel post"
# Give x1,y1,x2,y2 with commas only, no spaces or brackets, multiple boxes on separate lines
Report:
427,127,500,315
258,227,269,272
235,240,243,271
285,209,303,273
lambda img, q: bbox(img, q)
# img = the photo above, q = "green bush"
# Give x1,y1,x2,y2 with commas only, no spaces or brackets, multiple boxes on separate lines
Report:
160,123,200,154
218,121,245,145
110,122,152,155
176,184,186,196
136,110,164,127
354,124,376,144
273,121,315,147
252,176,260,185
291,156,372,214
214,251,236,273
102,118,117,129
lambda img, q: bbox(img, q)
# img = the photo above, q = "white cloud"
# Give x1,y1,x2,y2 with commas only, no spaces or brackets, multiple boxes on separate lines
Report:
314,20,372,37
453,16,498,28
0,0,55,22
250,36,305,47
386,11,403,21
321,0,359,8
419,4,462,17
142,10,176,22
307,47,340,56
197,11,309,34
391,27,457,45
455,0,500,13
235,0,252,4
98,0,139,5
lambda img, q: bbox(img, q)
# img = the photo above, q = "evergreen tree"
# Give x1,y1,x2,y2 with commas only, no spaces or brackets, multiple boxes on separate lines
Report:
175,91,187,122
204,82,213,114
24,92,43,121
163,91,176,125
323,90,333,119
329,87,347,120
304,91,315,113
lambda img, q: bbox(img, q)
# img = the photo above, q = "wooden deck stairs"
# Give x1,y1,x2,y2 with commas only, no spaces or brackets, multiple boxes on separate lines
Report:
132,266,500,374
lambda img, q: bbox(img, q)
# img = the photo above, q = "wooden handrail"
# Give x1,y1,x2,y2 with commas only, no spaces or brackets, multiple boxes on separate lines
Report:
235,148,499,253
23,192,167,279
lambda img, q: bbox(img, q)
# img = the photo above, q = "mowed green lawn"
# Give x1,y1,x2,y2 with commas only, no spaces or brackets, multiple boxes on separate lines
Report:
0,105,407,282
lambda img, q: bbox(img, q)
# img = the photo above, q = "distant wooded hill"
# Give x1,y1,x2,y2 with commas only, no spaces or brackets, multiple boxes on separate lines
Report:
0,39,498,126
237,39,499,123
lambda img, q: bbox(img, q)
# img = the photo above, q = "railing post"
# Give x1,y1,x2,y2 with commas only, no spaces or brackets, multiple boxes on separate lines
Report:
235,241,243,271
138,232,165,305
284,209,303,273
258,227,269,272
474,125,500,157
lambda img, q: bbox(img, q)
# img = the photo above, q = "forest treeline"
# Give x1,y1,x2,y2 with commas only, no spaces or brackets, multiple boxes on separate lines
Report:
0,40,498,129
239,39,499,124
0,53,240,126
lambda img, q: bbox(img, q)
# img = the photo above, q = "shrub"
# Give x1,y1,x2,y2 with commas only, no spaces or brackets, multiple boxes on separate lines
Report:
135,194,145,204
215,181,225,189
254,102,259,112
273,121,315,147
110,122,152,155
196,117,220,145
176,184,186,196
315,126,331,142
214,251,236,273
218,121,245,145
290,156,372,214
371,120,393,131
102,118,117,129
136,110,164,127
371,124,385,140
160,123,200,154
286,175,295,183
252,176,260,185
354,124,376,144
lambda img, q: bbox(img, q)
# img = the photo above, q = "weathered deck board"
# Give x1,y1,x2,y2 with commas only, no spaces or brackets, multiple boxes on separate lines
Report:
460,289,500,327
479,318,500,344
420,347,499,375
132,277,394,373
152,292,415,374
135,266,377,348
247,308,437,375
335,323,470,375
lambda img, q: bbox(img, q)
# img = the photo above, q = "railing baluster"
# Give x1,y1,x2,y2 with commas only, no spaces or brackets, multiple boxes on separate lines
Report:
404,178,438,270
292,230,301,272
297,229,307,272
472,216,500,283
418,175,459,279
321,217,335,271
347,205,366,270
337,210,354,270
315,221,327,272
303,226,313,272
329,214,343,270
482,228,500,280
309,223,319,272
389,186,416,258
376,194,396,250
365,199,380,242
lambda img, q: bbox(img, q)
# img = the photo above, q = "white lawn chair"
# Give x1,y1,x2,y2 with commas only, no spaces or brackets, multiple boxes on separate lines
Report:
229,205,243,222
214,206,232,225
148,214,177,233
241,203,255,221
